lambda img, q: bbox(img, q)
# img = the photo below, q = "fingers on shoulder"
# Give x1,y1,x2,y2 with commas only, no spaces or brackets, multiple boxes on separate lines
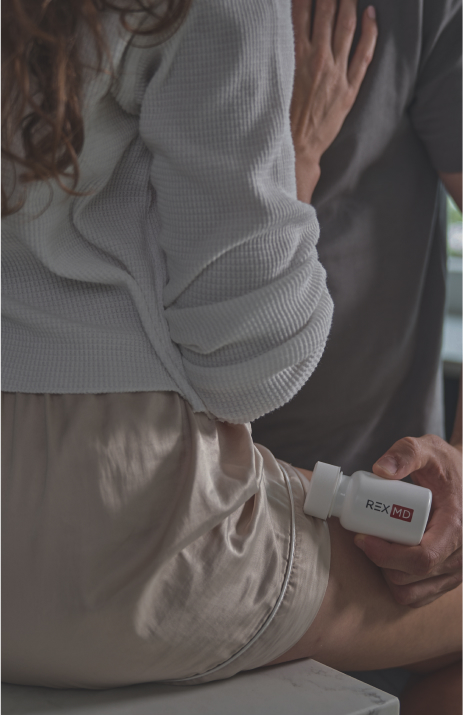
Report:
332,0,357,61
312,0,338,48
347,6,378,89
292,0,312,54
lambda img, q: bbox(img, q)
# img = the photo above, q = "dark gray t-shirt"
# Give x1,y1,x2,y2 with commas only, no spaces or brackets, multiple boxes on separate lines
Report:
252,0,462,474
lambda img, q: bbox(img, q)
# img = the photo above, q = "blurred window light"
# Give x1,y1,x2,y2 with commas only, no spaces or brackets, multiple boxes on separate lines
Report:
443,194,462,379
447,195,462,257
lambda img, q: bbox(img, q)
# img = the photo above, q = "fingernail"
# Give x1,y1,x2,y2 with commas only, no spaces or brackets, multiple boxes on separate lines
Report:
354,535,366,550
375,456,398,475
367,5,376,20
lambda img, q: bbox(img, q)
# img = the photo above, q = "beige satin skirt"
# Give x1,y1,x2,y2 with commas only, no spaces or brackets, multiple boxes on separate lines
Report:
2,391,330,689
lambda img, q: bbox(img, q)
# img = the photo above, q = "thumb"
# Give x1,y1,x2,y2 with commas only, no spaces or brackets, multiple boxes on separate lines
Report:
372,437,422,480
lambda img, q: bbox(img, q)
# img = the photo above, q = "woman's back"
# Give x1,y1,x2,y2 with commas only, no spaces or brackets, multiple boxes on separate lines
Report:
2,0,332,422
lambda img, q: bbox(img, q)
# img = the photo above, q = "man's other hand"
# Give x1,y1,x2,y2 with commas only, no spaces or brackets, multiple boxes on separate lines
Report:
354,434,462,608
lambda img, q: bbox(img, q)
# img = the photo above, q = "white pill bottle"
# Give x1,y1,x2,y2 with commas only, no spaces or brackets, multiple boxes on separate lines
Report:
300,462,432,546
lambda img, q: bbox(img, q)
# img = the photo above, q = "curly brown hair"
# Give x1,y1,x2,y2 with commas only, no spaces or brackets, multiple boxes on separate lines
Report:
1,0,192,216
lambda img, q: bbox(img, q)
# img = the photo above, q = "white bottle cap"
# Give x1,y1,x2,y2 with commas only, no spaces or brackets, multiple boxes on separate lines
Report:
303,462,342,519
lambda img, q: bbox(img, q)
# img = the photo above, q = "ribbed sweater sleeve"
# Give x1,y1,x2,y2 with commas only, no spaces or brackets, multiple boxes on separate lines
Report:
138,0,333,422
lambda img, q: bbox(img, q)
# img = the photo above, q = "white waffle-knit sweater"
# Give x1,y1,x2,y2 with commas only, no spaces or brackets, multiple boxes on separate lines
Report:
2,0,333,423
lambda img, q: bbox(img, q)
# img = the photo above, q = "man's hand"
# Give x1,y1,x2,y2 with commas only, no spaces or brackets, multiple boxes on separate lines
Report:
354,434,462,608
291,0,378,203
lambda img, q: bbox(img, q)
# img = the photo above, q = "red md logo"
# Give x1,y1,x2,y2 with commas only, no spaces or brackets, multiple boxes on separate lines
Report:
391,504,414,522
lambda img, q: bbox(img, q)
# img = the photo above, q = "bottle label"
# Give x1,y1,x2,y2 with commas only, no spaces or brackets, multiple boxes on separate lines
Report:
390,504,414,522
365,500,414,522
